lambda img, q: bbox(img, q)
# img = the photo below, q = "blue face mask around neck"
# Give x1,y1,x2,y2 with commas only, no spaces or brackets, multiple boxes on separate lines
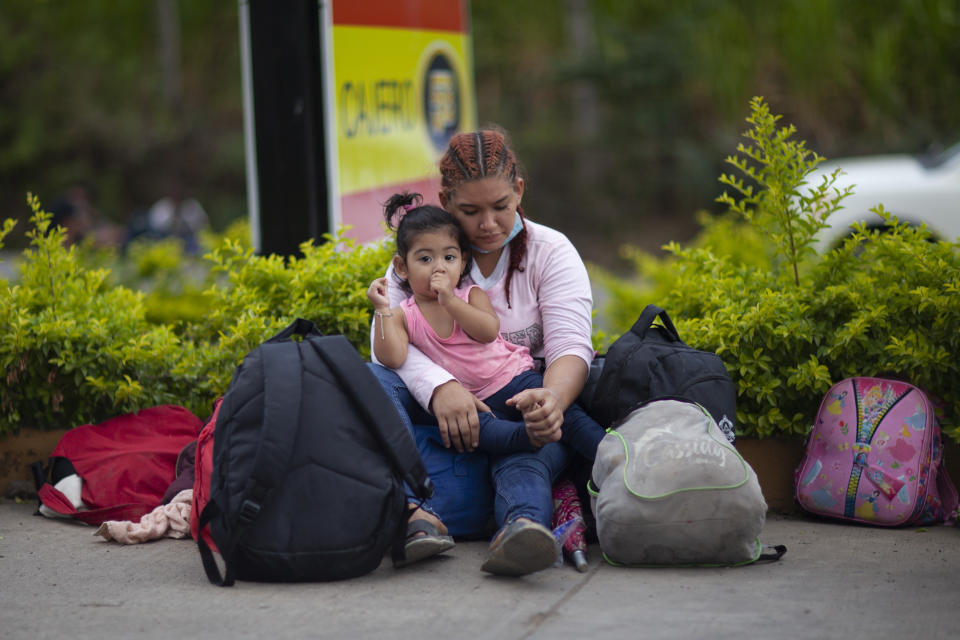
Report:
471,211,523,254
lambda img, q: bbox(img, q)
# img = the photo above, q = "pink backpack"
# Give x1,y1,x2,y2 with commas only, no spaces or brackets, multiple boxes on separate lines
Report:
795,377,958,526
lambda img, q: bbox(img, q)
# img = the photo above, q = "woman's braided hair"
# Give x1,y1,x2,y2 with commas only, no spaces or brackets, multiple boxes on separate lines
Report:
439,128,527,307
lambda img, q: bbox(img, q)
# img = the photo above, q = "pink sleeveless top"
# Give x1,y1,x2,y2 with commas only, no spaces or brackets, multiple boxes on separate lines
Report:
401,285,535,400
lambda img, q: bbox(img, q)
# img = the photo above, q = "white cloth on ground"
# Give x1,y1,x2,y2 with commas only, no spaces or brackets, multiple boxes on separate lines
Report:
94,489,193,544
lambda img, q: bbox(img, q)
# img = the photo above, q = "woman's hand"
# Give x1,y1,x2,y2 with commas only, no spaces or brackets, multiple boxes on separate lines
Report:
509,355,589,446
506,388,563,446
430,380,491,452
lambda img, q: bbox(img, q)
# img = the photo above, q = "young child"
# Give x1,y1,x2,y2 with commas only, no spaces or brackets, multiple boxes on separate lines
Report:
368,192,604,459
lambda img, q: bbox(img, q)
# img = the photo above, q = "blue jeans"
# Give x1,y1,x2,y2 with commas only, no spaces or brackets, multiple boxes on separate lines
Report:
368,364,572,538
481,370,606,461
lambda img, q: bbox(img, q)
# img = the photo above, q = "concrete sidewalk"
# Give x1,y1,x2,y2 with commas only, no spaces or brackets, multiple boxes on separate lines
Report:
0,501,957,640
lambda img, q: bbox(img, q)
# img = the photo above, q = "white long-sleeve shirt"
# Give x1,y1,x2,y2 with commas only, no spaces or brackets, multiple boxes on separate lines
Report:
372,218,595,412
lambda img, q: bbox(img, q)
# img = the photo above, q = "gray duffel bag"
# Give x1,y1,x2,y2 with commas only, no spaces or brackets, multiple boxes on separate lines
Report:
589,398,781,566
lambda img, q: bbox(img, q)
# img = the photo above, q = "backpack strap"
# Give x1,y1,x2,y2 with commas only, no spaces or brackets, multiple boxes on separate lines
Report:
266,317,322,343
199,335,306,586
243,339,305,521
632,304,682,343
309,335,433,567
308,335,434,501
756,544,788,563
196,500,231,585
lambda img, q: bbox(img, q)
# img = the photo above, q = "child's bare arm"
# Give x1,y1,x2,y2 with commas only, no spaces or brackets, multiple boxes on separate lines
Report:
367,277,409,368
371,305,408,368
441,286,500,343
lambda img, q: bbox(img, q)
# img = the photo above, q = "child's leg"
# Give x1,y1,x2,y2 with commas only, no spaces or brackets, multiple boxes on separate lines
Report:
491,370,607,462
559,402,607,462
472,375,533,455
476,411,535,455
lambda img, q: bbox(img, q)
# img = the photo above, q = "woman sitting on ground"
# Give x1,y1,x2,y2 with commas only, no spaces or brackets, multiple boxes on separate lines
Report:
369,127,601,576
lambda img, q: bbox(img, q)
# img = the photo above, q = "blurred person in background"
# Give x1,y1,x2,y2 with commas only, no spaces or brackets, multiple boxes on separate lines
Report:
126,173,209,254
49,183,122,248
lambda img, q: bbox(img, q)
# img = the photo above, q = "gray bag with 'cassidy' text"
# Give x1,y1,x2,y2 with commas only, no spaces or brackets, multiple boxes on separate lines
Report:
589,398,782,566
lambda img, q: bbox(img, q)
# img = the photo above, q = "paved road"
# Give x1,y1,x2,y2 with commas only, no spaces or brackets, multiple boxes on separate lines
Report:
1,501,957,639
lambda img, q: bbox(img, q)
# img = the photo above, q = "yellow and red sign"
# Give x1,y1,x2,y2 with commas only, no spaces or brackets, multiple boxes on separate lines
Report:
326,0,476,242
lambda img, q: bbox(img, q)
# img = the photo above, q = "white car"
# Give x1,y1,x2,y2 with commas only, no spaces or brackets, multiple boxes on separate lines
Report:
808,142,960,251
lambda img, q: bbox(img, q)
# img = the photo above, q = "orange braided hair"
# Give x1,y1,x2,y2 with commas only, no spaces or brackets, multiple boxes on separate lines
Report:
439,128,527,307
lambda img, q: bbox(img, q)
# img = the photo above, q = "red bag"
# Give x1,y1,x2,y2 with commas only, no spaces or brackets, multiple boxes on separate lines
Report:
35,405,202,525
190,398,221,550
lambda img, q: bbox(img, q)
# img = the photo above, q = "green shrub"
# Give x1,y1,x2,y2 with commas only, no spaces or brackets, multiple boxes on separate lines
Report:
181,231,394,404
70,222,250,330
0,195,208,431
0,195,394,435
597,97,960,442
590,210,770,348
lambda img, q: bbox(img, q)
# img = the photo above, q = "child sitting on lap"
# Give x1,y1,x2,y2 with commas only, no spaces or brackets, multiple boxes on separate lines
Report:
367,192,604,459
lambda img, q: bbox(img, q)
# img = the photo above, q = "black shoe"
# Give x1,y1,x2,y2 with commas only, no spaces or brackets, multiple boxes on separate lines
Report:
481,519,558,576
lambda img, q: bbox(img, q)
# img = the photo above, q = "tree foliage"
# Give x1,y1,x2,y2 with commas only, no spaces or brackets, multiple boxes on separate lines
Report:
473,0,960,264
0,1,243,235
4,2,959,265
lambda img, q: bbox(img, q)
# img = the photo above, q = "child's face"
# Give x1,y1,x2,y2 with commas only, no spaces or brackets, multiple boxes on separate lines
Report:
394,230,465,299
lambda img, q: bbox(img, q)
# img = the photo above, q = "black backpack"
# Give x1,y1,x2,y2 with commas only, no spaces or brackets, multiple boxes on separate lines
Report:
590,305,738,442
196,319,433,585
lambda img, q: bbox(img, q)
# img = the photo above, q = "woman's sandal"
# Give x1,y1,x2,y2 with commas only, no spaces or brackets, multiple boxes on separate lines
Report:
394,519,455,568
480,519,558,576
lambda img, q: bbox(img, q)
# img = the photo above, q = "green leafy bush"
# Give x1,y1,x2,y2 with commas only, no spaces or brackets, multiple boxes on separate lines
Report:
70,221,251,330
0,195,207,430
589,210,770,349
596,97,960,442
0,196,393,435
181,231,394,403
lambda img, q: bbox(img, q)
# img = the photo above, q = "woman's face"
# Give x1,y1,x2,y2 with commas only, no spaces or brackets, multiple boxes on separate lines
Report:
440,176,524,254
